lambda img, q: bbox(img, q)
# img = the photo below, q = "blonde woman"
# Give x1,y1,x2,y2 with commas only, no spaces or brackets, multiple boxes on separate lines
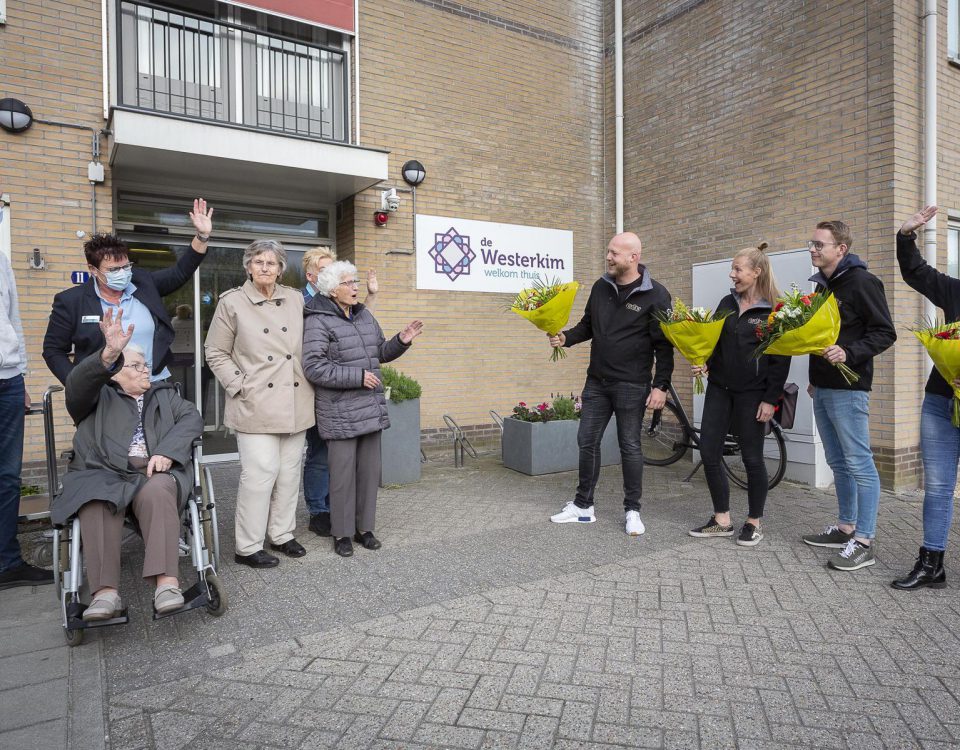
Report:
688,244,790,546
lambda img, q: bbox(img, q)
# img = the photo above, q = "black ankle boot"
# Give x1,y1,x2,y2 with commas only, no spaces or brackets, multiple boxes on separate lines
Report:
891,547,946,590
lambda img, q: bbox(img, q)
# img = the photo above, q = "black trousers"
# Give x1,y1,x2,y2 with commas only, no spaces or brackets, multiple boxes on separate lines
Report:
699,384,768,518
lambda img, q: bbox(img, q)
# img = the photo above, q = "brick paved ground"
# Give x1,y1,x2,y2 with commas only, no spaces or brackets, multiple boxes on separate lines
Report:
8,450,960,749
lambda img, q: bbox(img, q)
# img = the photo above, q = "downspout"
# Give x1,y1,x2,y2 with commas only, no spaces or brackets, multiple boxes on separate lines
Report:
923,0,937,323
614,0,624,233
354,0,361,145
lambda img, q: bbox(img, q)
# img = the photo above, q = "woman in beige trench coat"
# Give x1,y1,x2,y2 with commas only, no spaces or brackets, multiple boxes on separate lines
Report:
205,240,315,568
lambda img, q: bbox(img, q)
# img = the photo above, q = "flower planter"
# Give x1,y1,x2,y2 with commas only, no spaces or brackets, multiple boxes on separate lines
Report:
501,416,621,476
380,398,421,486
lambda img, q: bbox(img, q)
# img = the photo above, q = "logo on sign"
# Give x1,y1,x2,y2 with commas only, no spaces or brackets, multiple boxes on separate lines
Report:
71,271,90,284
429,227,475,282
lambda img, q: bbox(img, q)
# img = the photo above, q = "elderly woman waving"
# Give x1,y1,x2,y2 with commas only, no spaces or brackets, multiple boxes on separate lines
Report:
52,310,203,619
205,240,315,568
303,260,423,557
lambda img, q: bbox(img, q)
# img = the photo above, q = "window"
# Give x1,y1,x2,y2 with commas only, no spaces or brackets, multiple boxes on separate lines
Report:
951,0,959,63
949,221,960,279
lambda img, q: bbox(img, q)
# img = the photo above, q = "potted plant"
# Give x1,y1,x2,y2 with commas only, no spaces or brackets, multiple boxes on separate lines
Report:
380,366,422,486
501,394,621,475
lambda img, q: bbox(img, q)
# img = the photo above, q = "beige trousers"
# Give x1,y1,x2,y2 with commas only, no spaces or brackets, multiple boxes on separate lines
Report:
78,457,180,592
235,430,307,556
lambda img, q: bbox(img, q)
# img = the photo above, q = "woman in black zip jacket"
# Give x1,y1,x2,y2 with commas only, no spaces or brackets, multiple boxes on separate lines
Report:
892,205,958,590
688,244,791,546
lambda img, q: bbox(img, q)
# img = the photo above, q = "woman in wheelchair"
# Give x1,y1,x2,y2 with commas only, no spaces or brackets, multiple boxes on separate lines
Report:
50,309,203,620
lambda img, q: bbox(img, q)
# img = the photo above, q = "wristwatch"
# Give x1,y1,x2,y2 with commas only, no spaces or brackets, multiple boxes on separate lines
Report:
195,232,211,243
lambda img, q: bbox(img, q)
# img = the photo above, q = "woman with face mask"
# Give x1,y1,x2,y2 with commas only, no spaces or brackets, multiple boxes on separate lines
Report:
42,199,214,385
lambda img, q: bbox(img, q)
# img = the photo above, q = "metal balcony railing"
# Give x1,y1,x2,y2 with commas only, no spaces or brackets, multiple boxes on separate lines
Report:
117,0,349,142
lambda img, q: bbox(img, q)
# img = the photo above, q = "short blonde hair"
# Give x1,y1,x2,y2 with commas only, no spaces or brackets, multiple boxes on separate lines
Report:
303,246,336,274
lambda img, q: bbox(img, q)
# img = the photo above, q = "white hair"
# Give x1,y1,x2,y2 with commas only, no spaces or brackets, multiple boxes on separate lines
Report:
315,260,357,297
123,343,146,359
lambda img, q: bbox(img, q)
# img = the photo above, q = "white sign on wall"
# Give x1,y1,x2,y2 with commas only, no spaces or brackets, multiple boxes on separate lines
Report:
415,214,573,293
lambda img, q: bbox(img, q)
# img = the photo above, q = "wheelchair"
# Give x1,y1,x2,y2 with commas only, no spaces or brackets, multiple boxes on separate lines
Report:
40,385,228,647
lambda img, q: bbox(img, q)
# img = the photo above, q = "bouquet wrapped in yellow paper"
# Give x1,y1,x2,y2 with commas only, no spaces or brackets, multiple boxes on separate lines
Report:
510,277,580,361
753,286,859,384
654,299,730,394
911,318,960,426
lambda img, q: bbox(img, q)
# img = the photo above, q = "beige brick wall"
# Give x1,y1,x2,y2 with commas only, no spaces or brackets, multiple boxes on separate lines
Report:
615,0,951,488
1,0,112,464
346,0,608,437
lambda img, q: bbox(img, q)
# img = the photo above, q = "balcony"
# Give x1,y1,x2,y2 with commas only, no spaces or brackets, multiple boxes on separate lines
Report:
117,0,348,142
108,1,388,205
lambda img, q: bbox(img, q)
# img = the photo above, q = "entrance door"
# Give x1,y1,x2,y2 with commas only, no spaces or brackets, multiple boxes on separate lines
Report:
126,240,309,459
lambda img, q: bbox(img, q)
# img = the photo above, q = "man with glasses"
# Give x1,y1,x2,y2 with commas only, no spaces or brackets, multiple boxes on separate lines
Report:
43,199,213,385
801,221,896,571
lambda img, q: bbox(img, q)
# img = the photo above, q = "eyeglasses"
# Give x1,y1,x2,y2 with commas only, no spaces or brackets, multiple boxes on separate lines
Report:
338,279,360,287
806,240,839,252
123,362,149,373
251,259,279,269
101,262,135,273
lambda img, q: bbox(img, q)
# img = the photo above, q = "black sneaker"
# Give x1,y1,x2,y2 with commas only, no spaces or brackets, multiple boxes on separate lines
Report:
736,522,763,547
0,562,54,590
688,516,734,538
309,513,331,537
802,525,854,548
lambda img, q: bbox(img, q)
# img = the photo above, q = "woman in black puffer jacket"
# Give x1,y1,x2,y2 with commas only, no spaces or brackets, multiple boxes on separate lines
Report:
302,261,423,557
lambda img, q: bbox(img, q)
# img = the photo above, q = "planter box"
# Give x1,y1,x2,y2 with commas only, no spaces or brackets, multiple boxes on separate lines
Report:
380,398,421,486
502,416,621,476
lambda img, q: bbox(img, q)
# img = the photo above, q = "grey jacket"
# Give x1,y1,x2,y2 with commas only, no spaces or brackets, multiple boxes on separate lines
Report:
50,349,204,526
0,253,27,380
302,295,409,440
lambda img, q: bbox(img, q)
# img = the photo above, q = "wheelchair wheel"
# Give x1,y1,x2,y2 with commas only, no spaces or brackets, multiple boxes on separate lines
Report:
642,402,688,466
64,627,84,647
202,466,220,569
32,543,53,569
204,572,228,617
721,426,787,491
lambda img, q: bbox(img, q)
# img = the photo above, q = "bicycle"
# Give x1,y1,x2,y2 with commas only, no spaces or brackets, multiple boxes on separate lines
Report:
641,383,788,490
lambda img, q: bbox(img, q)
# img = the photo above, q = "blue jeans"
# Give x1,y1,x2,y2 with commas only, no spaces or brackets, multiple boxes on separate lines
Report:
303,425,330,515
813,387,880,540
0,375,25,572
920,394,960,551
574,376,648,511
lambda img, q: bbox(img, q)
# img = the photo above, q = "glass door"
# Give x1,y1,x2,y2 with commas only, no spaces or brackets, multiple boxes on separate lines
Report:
127,240,309,460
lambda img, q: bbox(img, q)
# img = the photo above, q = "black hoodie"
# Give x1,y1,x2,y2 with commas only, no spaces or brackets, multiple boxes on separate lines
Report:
706,293,791,405
562,267,674,388
807,253,896,391
897,230,960,399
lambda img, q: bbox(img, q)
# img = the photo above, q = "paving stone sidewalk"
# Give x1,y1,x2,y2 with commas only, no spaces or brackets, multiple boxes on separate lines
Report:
3,451,960,749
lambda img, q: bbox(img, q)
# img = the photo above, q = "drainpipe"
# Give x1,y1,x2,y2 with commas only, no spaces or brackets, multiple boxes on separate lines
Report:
614,0,624,233
923,0,937,323
354,0,361,145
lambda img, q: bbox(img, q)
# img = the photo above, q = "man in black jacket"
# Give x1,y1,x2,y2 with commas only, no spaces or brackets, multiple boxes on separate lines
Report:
548,232,674,536
43,199,213,385
800,220,896,572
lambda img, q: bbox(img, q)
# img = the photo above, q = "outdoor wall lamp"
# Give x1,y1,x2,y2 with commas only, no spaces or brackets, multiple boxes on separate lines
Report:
401,160,426,187
0,98,34,133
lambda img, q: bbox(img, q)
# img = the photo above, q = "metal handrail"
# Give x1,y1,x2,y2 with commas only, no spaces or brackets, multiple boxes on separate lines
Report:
117,0,349,142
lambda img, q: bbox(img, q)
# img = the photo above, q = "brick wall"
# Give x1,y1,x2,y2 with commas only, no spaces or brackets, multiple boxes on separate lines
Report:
344,0,608,438
615,0,951,489
1,0,112,464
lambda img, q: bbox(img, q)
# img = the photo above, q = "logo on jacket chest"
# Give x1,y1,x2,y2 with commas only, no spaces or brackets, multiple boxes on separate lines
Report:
625,302,642,313
746,316,766,326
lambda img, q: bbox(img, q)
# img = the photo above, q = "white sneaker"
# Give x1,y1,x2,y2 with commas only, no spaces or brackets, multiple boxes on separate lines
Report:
625,510,645,536
550,502,596,524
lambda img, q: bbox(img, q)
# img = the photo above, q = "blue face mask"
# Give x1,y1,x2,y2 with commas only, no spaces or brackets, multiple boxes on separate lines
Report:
103,267,132,291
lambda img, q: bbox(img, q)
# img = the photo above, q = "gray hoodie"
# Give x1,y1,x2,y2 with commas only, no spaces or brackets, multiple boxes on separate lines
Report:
0,253,27,380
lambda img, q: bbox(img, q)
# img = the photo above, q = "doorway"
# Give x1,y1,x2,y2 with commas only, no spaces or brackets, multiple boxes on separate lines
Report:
126,240,310,458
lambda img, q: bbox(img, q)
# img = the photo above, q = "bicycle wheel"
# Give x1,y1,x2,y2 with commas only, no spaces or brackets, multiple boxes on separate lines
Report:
642,401,689,466
721,425,787,490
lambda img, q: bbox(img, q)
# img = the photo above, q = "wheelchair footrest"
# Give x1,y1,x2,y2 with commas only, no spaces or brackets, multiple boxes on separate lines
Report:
65,600,129,631
152,580,209,621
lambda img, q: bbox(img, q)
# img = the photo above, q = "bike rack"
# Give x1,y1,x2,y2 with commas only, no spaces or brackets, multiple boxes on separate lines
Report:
442,414,478,468
489,410,504,435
